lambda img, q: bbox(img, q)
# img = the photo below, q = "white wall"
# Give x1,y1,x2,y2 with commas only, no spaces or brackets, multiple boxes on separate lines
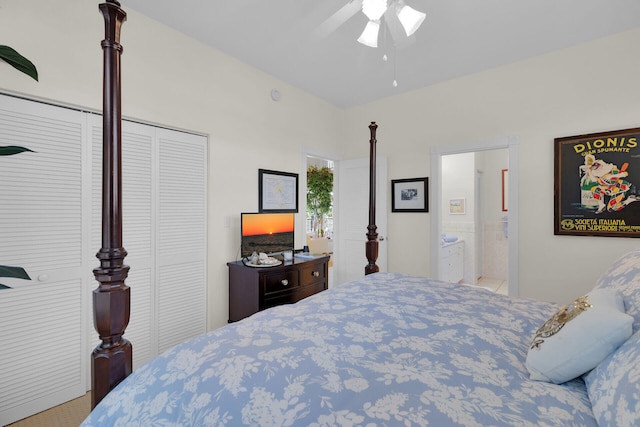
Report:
0,0,344,329
478,150,509,223
4,1,640,319
343,28,640,304
478,149,509,281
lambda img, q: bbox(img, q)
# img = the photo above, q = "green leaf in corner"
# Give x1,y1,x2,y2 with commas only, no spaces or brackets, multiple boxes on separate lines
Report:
0,145,35,156
0,45,38,81
0,283,11,290
0,265,31,280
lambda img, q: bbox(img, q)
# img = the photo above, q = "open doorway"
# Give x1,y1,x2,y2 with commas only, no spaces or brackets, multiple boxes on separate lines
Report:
305,155,335,287
303,151,389,287
430,138,520,296
440,150,509,293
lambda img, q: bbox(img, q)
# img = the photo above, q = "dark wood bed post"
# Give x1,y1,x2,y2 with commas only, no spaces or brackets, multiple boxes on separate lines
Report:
91,0,131,409
365,121,379,275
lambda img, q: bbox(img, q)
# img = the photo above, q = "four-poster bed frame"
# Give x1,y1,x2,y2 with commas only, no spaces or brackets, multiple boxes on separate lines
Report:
92,0,131,408
91,0,380,406
365,121,380,275
82,6,640,424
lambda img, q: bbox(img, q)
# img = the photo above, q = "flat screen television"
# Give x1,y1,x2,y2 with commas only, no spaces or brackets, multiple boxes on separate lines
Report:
241,212,295,258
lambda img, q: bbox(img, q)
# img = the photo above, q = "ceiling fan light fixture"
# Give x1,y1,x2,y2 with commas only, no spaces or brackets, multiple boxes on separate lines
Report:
362,0,388,21
357,20,381,48
397,3,426,36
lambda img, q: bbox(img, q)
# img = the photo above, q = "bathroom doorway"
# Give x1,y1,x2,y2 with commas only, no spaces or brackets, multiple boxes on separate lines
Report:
440,150,509,293
430,138,520,296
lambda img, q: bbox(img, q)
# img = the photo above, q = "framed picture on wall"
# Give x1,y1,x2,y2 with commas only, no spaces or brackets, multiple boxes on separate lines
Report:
449,198,466,214
554,127,640,237
502,169,509,212
259,169,298,212
391,177,428,212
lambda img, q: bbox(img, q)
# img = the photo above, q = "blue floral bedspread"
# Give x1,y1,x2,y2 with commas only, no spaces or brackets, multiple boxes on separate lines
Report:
81,272,597,426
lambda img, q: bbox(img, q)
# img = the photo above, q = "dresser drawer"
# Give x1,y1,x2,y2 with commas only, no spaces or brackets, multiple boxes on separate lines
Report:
228,256,330,322
263,270,299,295
264,289,299,309
297,281,327,300
300,261,326,286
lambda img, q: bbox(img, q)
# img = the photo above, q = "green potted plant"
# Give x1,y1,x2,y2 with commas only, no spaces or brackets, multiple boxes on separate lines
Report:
0,45,38,289
306,166,333,237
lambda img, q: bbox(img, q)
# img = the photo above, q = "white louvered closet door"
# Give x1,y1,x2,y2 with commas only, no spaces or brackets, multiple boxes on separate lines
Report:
88,117,208,368
156,129,207,353
0,93,207,424
89,116,155,370
0,95,88,425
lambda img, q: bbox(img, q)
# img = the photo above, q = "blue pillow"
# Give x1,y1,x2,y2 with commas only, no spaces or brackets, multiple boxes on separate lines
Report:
593,248,640,333
584,329,640,427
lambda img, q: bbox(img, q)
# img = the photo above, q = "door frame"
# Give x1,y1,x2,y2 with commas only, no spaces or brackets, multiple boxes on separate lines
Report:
334,156,388,285
301,147,340,287
430,137,520,296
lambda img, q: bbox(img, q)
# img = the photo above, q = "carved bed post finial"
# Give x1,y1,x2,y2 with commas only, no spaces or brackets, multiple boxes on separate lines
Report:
365,121,379,275
92,1,131,409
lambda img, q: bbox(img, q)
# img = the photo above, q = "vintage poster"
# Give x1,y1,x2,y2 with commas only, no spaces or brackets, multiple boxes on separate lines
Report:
554,127,640,237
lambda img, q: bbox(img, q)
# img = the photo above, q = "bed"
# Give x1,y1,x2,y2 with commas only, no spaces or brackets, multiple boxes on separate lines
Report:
81,248,640,426
87,2,640,426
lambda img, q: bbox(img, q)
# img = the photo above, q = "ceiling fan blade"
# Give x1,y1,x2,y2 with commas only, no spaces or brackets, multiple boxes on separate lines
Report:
311,0,363,41
383,5,415,49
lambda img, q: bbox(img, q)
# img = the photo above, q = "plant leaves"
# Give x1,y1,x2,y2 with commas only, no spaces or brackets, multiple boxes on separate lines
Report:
0,145,35,156
0,265,31,280
307,166,334,216
0,283,11,290
0,45,38,81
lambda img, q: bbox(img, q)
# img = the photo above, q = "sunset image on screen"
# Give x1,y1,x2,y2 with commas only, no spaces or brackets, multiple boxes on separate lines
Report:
242,213,294,236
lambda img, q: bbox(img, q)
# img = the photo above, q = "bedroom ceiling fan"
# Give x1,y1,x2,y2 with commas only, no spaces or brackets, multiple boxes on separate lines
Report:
312,0,427,49
358,0,426,47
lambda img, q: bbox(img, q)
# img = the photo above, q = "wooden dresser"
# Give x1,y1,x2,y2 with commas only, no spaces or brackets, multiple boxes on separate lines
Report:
227,255,329,322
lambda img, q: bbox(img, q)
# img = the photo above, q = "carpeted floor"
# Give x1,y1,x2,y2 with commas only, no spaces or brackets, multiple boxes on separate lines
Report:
6,392,91,427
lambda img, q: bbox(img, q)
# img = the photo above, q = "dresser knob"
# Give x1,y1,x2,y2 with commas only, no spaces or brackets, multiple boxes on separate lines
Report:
312,271,320,277
281,279,289,286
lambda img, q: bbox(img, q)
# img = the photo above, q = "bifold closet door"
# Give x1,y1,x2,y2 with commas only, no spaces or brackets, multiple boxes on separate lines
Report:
89,117,207,368
0,94,88,425
0,94,207,424
156,128,207,353
89,116,155,370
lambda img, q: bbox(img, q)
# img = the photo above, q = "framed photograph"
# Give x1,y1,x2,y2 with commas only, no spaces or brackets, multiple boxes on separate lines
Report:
259,169,298,213
449,198,466,214
554,127,640,237
502,169,509,212
391,177,428,212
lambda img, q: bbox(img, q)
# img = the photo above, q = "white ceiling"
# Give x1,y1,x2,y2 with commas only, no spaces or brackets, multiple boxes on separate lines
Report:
122,0,640,108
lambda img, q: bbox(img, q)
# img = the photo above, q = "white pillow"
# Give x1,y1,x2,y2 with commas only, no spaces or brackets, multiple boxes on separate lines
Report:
526,288,633,384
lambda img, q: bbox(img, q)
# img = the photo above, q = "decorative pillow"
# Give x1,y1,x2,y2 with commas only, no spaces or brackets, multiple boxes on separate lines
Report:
593,248,640,333
525,288,633,384
584,329,640,427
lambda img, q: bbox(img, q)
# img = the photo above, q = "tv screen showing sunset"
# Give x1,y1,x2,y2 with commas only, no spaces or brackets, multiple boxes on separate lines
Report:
241,213,294,257
242,213,294,236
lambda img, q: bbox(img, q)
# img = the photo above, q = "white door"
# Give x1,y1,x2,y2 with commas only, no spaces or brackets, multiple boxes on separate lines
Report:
336,156,387,285
88,117,208,366
0,94,88,425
